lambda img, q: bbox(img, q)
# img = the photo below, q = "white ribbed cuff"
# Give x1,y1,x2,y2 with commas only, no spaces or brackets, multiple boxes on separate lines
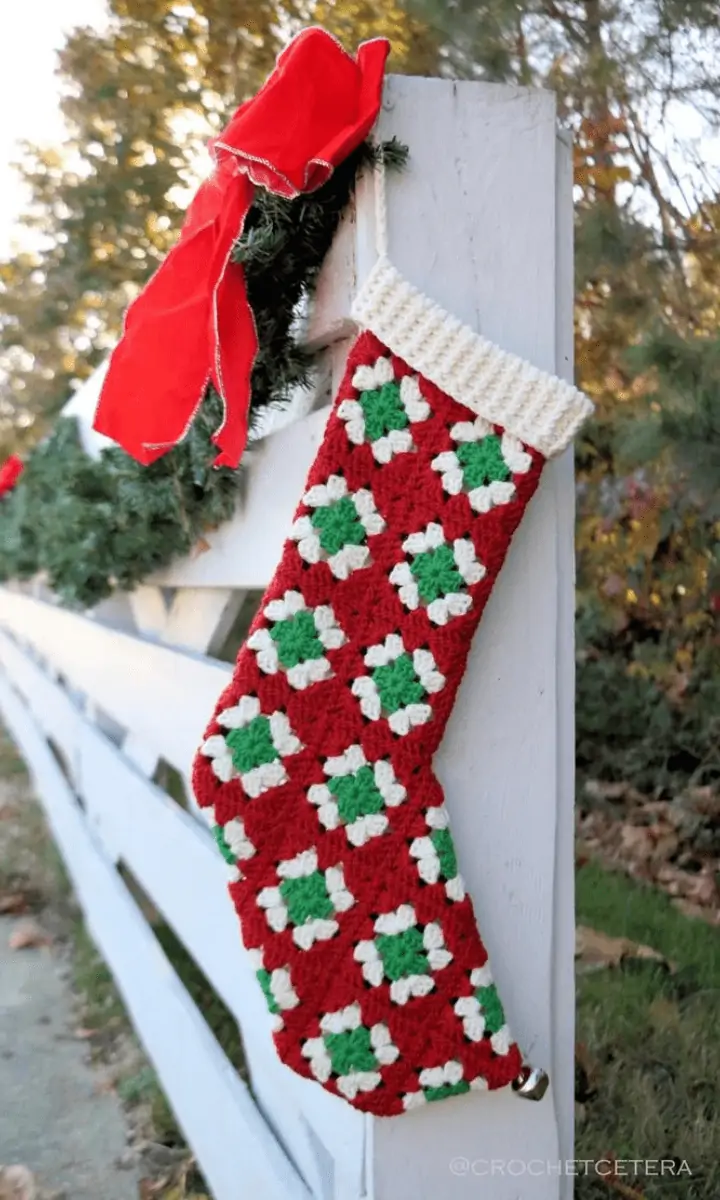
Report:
351,257,593,459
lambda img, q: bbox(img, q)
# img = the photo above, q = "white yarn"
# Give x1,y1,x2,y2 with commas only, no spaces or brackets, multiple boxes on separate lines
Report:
364,633,404,667
388,703,432,735
374,154,390,260
419,1061,464,1089
412,648,445,693
352,256,594,459
375,904,416,936
320,1003,362,1034
390,975,434,1006
470,964,494,988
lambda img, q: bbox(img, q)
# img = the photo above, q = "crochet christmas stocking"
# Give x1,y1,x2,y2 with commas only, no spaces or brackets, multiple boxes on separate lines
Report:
192,259,592,1117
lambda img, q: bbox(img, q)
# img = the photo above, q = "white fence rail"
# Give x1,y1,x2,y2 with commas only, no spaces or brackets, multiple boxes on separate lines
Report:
0,76,576,1199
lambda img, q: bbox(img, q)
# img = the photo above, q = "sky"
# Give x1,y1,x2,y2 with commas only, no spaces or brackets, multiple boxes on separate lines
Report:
0,0,108,256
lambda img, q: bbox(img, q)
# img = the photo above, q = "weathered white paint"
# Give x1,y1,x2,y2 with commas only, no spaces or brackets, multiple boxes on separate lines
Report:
0,77,576,1200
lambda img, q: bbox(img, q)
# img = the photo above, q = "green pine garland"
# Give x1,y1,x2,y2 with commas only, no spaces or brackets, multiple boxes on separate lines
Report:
0,140,407,609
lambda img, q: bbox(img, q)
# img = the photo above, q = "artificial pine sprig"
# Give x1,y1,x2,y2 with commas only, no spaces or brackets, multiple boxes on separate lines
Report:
0,139,407,609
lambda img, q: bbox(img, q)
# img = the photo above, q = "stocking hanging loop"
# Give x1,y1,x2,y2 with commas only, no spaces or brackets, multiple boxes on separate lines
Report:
373,148,390,262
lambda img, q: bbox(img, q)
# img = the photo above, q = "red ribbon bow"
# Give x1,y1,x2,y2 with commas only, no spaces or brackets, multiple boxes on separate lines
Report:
0,455,23,496
93,28,390,469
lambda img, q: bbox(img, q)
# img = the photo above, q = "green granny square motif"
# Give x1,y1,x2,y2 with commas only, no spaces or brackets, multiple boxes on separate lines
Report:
325,1026,378,1076
475,983,505,1035
376,927,429,982
310,495,367,557
225,715,277,774
280,871,334,926
256,968,279,1015
431,828,458,881
359,381,408,442
410,543,465,604
456,434,511,490
270,609,325,668
372,654,426,714
213,824,236,866
329,766,385,824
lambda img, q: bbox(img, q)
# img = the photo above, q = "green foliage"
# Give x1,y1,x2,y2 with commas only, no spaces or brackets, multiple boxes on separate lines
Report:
0,404,240,607
576,861,720,1198
576,602,720,791
0,140,406,608
623,326,720,517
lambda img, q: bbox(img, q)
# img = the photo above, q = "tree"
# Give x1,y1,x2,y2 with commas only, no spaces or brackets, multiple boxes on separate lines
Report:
312,0,441,75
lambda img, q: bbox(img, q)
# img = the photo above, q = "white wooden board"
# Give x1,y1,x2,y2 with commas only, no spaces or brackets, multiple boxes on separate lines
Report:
0,676,308,1200
0,590,231,779
0,628,367,1200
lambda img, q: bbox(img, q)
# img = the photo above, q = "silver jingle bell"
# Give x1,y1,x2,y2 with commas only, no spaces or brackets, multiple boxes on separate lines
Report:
512,1065,550,1101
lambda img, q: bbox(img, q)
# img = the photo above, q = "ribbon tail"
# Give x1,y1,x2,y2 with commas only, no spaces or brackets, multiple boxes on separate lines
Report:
207,174,258,469
94,228,218,463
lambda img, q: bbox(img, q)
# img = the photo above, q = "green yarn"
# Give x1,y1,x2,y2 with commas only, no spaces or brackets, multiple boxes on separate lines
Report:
329,766,385,824
325,1027,378,1075
431,828,458,881
280,872,334,926
256,968,279,1015
411,543,463,603
425,1081,470,1102
359,381,407,442
225,715,276,774
270,609,324,668
212,824,236,865
373,653,426,714
376,927,429,982
475,983,505,1034
310,495,366,556
457,434,510,489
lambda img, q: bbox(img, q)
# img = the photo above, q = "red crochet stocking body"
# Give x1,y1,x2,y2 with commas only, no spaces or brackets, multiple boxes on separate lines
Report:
192,330,545,1116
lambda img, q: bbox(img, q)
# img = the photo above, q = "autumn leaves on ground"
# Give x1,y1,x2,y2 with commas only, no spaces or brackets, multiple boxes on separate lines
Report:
0,2,718,1198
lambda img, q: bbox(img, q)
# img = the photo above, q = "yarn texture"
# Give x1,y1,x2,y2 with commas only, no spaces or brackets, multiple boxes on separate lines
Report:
193,323,589,1116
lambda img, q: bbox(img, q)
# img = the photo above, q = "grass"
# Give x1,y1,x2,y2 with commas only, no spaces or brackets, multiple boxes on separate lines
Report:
575,860,720,1198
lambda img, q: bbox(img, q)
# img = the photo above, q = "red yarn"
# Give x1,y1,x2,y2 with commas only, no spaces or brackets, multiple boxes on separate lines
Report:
192,332,545,1115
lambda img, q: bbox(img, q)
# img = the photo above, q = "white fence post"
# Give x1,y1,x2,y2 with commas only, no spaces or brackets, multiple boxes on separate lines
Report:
0,76,575,1200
